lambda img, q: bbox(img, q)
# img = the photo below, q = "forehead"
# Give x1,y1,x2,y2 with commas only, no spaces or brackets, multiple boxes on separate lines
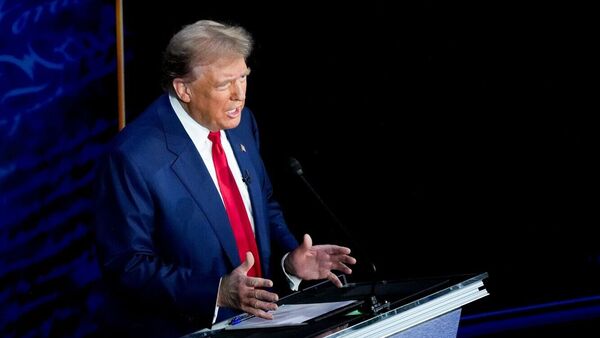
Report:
193,56,248,79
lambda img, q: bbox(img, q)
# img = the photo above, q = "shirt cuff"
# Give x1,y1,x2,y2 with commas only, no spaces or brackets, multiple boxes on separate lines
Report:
281,252,302,291
212,277,222,325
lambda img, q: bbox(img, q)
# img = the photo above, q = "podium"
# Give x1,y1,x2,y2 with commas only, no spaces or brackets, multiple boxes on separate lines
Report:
181,272,488,338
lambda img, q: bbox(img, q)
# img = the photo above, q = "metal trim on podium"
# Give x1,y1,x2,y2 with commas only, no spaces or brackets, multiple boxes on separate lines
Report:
325,273,488,337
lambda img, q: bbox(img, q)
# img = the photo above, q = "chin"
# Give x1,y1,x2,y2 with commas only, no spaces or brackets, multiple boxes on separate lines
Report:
223,120,241,130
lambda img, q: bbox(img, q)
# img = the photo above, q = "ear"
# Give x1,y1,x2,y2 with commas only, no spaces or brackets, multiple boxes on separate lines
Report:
173,79,191,103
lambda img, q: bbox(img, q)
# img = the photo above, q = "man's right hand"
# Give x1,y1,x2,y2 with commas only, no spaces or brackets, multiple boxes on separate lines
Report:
217,252,279,320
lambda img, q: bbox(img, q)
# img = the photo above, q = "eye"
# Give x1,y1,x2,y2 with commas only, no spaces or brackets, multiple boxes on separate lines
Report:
241,68,251,82
216,82,231,90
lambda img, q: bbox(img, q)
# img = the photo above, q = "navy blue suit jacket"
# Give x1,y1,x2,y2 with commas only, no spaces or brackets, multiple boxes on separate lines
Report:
94,94,298,337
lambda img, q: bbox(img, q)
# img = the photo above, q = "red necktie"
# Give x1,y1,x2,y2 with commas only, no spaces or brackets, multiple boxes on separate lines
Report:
208,131,262,277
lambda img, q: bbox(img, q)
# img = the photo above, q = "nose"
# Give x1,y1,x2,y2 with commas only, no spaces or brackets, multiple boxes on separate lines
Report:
231,79,246,101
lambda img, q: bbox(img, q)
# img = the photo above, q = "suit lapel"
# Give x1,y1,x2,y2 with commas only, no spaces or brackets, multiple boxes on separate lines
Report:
226,131,270,275
170,151,241,268
158,97,240,268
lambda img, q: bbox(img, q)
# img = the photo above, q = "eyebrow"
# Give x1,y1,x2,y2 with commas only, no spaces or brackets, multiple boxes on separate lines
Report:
216,68,252,85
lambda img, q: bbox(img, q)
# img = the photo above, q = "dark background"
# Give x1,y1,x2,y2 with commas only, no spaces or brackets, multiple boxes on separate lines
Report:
1,0,597,337
124,0,598,311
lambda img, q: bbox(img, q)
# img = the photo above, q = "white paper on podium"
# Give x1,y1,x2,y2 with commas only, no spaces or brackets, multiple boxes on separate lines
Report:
225,300,358,330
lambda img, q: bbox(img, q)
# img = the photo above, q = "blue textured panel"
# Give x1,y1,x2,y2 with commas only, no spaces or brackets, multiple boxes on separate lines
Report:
0,0,116,336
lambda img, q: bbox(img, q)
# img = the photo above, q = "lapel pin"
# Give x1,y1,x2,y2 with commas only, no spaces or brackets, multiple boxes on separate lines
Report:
240,144,246,152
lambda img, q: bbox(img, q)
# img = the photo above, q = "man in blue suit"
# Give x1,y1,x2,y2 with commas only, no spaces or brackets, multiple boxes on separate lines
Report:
94,20,356,337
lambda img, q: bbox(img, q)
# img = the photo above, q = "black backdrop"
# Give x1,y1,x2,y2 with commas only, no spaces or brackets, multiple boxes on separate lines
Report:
122,0,597,319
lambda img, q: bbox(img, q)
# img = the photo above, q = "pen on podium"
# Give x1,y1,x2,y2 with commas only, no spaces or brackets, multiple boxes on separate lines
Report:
229,313,254,326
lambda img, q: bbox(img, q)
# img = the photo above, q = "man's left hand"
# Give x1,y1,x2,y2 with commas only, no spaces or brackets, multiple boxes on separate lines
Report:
284,234,356,287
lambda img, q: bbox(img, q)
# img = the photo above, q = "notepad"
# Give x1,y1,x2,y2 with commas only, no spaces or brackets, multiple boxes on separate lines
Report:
225,300,358,330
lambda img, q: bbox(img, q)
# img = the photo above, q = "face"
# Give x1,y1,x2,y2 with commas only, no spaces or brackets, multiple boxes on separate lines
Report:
174,56,250,131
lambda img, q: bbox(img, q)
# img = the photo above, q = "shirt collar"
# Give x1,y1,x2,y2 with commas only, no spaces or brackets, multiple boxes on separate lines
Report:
169,93,221,144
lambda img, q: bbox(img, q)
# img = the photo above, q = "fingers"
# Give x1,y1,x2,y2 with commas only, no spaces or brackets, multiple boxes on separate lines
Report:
330,255,355,275
302,233,312,250
241,288,279,320
333,262,353,274
322,245,352,255
316,246,356,266
244,286,279,303
223,257,281,317
327,271,344,288
244,290,279,311
245,276,274,289
237,251,255,275
245,306,275,320
320,253,355,277
338,254,357,265
254,288,279,303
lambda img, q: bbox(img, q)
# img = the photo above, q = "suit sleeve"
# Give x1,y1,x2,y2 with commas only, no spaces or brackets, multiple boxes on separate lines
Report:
94,148,219,325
